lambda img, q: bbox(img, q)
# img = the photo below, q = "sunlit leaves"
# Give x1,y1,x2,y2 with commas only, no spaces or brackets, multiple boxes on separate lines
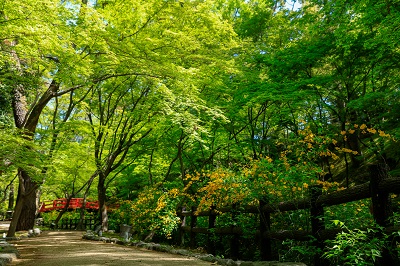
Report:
0,128,44,181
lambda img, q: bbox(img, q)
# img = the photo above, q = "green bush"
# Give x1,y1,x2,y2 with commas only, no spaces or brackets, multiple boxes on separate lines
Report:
324,221,395,266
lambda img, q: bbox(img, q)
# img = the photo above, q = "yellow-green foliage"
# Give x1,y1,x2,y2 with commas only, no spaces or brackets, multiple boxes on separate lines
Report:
128,186,182,238
123,123,395,238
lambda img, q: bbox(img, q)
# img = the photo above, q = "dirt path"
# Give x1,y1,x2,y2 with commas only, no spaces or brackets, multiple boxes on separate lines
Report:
7,230,213,266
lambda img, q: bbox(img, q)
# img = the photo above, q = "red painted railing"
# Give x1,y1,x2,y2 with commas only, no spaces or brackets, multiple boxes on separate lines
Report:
39,198,99,212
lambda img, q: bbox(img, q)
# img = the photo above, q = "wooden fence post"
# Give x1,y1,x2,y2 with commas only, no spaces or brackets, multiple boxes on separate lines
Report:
190,206,197,249
259,199,272,261
310,185,325,266
230,204,240,260
370,164,393,227
369,164,399,265
207,205,216,255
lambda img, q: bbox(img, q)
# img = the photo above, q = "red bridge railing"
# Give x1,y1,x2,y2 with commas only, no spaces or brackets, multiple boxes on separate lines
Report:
39,198,99,213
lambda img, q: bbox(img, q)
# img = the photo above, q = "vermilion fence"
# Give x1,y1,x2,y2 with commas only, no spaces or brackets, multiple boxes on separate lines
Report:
176,164,400,265
38,198,99,212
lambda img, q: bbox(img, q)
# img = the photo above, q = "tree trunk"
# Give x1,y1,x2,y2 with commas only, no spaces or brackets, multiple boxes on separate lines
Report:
77,172,97,230
16,190,37,230
16,169,37,231
9,84,36,235
7,183,14,210
7,169,37,237
8,44,47,235
347,132,361,168
7,192,25,237
77,198,88,230
54,196,72,226
98,174,108,231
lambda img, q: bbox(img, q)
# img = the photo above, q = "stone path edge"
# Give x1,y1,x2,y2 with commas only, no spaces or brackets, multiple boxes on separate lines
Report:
82,232,306,266
0,241,19,266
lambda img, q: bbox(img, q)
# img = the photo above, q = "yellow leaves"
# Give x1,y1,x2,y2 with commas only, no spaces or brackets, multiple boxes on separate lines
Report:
185,172,201,181
264,180,273,186
338,124,393,142
331,153,339,160
192,169,252,211
354,124,393,138
315,180,341,192
336,147,358,155
155,196,167,212
319,150,335,157
378,130,390,138
168,188,180,197
177,122,395,222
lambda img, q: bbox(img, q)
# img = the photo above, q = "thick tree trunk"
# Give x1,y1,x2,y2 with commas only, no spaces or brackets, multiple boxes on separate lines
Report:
16,169,37,231
9,84,36,234
7,169,37,237
98,174,108,231
16,185,36,231
7,192,24,237
8,78,59,236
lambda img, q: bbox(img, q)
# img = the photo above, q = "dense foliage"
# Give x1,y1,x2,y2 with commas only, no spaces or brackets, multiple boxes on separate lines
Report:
1,0,400,264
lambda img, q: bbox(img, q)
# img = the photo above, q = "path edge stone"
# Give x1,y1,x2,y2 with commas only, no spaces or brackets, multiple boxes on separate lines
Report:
0,240,20,266
82,231,307,266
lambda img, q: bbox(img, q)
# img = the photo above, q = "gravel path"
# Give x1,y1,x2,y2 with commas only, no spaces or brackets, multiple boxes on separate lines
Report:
7,230,213,266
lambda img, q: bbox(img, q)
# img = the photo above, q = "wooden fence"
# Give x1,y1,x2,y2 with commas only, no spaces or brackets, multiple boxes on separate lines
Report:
50,218,97,230
176,164,400,265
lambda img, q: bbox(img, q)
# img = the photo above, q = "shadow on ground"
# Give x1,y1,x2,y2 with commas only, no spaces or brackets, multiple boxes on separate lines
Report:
0,222,213,266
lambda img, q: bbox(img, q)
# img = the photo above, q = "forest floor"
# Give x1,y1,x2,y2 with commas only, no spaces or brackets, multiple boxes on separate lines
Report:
0,222,213,266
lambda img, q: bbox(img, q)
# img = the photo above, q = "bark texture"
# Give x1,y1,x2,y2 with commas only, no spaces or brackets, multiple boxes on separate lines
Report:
98,174,108,231
8,69,59,235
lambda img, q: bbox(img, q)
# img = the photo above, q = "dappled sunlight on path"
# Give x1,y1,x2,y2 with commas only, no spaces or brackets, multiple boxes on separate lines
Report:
9,231,213,266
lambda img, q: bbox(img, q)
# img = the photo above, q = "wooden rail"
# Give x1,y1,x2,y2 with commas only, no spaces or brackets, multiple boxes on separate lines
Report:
39,198,99,212
177,164,400,265
50,218,97,230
